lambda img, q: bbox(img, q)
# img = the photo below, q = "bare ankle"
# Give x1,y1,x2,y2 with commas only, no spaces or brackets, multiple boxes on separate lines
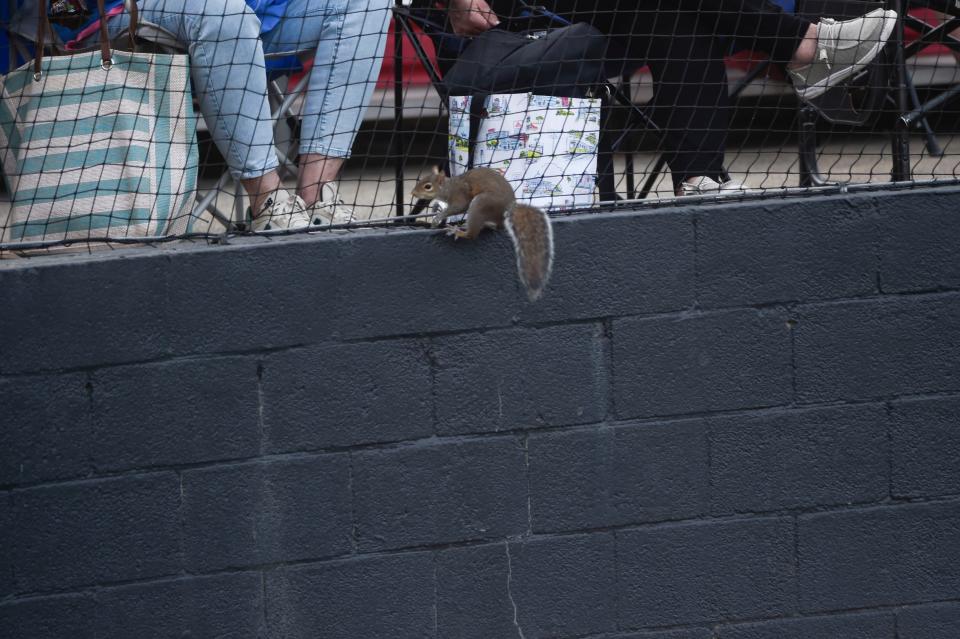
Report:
788,23,819,69
297,183,323,209
298,153,344,207
241,171,282,218
250,194,272,218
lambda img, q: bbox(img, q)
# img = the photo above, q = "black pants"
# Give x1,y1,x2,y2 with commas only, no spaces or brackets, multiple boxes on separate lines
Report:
495,0,812,186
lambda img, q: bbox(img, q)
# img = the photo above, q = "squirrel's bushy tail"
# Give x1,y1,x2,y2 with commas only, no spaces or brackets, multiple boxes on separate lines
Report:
505,204,554,301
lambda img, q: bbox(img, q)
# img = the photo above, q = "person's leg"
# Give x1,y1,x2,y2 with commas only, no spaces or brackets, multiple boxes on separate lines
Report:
262,0,391,210
637,12,732,191
544,0,893,96
535,0,809,64
679,0,892,77
664,0,811,65
532,3,732,192
535,0,892,186
105,0,291,215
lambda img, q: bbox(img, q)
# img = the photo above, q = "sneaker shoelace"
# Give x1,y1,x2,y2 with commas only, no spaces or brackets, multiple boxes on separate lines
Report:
257,192,308,230
816,18,838,70
312,185,355,225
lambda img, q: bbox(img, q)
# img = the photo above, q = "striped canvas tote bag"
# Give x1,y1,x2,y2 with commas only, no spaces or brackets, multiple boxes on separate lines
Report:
0,2,198,245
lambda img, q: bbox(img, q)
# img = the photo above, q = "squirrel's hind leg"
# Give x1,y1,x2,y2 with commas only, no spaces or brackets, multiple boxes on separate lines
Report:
461,193,507,240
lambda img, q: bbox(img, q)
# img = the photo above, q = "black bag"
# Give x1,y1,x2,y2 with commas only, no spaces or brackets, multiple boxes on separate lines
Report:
795,0,882,20
442,22,609,169
440,22,610,98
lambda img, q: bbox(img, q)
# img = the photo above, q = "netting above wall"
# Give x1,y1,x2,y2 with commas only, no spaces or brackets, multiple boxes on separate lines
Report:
2,0,960,253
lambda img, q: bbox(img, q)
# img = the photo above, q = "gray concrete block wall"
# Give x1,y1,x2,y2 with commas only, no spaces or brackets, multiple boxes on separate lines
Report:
3,186,960,637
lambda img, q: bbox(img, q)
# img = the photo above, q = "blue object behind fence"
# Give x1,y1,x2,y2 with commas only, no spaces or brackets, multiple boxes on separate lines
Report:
1,1,10,71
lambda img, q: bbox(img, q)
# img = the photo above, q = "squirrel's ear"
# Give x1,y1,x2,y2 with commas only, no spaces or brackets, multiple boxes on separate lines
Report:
431,165,441,176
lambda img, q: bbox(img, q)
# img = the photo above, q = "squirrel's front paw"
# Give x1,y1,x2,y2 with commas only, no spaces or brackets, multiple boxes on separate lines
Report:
447,226,472,240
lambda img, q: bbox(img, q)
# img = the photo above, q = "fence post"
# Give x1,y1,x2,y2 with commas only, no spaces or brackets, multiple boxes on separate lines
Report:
889,0,912,182
393,0,406,220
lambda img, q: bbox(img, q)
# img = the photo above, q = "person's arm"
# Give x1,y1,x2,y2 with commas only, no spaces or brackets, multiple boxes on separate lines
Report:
446,0,500,36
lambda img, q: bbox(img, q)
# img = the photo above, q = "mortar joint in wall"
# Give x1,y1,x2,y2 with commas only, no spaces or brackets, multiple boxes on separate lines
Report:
425,337,440,437
347,451,359,553
612,528,622,632
792,514,800,613
260,570,269,633
504,539,527,639
256,360,266,455
84,370,96,474
600,317,616,422
885,401,895,500
785,307,798,405
692,211,701,310
522,433,532,537
432,551,439,638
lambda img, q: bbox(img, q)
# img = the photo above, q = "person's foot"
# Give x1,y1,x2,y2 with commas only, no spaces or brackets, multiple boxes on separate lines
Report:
250,190,311,233
677,176,751,196
787,9,897,100
308,182,355,227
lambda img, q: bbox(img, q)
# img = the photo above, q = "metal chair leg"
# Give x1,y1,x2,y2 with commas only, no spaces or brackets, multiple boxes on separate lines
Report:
620,74,636,199
889,0,912,182
904,67,943,157
608,82,664,199
797,106,832,187
597,96,618,201
193,172,236,230
638,156,667,200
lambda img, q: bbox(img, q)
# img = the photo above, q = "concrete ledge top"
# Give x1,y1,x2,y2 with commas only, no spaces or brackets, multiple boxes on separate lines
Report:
4,182,959,272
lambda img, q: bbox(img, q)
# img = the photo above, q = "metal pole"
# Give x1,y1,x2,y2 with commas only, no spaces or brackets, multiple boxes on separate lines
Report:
5,0,17,71
621,73,635,199
392,2,406,220
797,106,831,187
890,0,912,181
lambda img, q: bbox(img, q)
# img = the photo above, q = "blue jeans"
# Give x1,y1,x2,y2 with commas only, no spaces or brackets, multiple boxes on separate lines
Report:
103,0,391,179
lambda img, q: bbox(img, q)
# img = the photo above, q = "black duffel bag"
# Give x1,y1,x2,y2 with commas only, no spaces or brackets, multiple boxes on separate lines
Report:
440,21,610,99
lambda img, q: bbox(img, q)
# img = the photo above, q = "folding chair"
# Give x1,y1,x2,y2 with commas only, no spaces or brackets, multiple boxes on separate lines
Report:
888,0,960,179
4,0,317,232
729,0,958,186
787,0,960,186
390,0,668,206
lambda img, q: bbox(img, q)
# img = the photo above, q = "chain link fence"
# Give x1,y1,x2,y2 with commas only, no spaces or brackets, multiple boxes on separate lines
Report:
2,0,960,254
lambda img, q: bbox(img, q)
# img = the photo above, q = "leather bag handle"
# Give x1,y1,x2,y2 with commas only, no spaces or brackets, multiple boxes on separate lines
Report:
125,0,138,52
35,0,137,80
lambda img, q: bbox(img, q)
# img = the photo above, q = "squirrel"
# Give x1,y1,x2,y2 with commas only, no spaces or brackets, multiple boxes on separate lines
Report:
411,166,554,301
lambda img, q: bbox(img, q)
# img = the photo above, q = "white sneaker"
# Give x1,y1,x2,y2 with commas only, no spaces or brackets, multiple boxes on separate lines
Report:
788,9,897,100
309,182,355,227
678,176,752,196
250,190,311,233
